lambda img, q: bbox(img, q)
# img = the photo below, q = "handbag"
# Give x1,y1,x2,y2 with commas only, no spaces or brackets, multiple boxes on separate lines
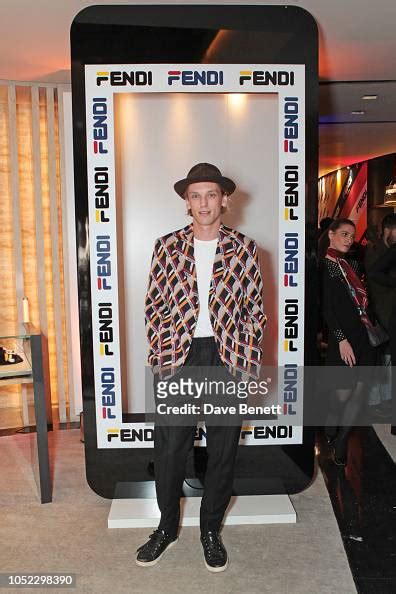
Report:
365,322,389,348
337,262,389,347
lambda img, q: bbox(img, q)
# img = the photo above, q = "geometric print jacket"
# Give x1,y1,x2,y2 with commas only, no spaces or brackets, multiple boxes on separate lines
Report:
144,222,267,380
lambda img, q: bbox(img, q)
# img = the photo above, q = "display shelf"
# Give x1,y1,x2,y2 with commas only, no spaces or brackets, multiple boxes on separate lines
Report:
0,359,32,381
0,375,33,387
0,323,52,503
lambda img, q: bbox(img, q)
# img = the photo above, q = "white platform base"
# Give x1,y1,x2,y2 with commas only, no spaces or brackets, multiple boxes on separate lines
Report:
108,495,296,529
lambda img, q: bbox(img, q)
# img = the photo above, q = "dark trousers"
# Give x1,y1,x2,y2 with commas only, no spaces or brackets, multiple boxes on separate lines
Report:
154,337,241,537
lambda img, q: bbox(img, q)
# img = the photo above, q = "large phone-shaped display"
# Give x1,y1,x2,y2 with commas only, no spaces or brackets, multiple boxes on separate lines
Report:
71,5,318,498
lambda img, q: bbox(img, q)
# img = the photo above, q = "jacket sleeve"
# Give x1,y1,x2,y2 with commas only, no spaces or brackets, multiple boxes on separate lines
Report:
368,244,396,288
144,239,169,367
322,266,347,343
243,240,267,344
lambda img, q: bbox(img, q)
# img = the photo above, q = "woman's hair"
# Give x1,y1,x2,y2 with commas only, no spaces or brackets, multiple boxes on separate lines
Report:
327,218,355,233
318,218,355,260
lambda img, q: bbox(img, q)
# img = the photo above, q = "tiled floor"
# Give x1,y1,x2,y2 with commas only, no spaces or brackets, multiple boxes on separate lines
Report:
318,427,396,594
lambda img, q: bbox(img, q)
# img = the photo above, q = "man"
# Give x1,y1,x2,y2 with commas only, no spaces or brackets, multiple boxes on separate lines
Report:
137,163,266,571
365,214,396,413
365,213,396,331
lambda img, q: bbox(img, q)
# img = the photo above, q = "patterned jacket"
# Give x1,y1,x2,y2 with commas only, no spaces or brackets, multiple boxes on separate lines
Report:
144,222,267,379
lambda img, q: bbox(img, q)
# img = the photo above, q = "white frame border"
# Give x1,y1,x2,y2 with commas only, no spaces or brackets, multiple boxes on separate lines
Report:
84,64,305,448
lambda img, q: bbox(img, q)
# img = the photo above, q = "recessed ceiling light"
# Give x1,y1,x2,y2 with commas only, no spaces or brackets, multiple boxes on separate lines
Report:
362,95,377,100
351,110,365,115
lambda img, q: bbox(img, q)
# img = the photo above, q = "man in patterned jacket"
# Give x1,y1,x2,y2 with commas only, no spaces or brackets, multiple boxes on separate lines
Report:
136,163,267,572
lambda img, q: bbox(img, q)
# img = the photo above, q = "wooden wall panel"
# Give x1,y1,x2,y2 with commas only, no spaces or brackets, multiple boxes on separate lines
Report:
0,87,17,327
38,88,59,405
54,95,70,416
0,85,20,407
17,86,39,411
17,86,40,332
0,82,72,425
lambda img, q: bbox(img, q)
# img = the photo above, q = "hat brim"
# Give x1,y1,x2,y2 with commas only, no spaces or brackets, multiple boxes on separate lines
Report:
174,175,236,199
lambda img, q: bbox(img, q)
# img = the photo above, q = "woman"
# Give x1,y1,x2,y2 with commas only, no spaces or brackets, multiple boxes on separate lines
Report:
321,218,376,466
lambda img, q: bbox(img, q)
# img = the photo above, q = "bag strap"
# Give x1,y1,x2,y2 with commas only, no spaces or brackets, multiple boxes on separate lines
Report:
337,261,363,313
337,260,373,329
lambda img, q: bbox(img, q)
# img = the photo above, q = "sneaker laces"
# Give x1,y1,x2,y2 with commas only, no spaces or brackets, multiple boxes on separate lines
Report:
136,529,168,554
202,532,224,558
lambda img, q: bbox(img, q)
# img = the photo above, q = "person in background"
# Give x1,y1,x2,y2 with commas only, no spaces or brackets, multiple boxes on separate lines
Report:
365,213,396,330
321,219,376,466
368,231,396,431
365,213,396,414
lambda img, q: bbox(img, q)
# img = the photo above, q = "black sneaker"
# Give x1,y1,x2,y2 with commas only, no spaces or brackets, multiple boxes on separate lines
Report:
136,529,178,567
200,531,228,572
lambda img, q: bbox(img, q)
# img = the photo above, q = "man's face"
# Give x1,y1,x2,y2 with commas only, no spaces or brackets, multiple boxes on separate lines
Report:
388,226,396,245
384,226,396,246
185,182,227,227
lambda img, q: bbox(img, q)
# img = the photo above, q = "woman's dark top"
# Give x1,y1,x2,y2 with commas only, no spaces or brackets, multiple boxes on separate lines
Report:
321,257,375,367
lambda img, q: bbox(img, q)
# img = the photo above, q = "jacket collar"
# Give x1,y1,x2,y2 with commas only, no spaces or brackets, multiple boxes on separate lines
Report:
177,221,234,241
172,222,236,295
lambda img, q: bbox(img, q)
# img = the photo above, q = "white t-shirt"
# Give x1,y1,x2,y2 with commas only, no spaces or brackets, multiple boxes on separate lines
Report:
193,237,218,337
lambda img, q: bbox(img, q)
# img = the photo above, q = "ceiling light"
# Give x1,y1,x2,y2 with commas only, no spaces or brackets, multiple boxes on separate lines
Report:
378,177,396,207
351,110,365,115
362,95,377,100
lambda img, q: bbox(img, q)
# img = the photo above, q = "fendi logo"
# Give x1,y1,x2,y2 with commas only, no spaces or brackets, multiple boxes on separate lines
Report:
96,71,152,86
168,70,224,86
239,70,294,86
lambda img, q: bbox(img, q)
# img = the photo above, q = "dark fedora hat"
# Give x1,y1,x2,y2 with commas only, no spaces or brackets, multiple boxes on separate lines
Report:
174,163,236,198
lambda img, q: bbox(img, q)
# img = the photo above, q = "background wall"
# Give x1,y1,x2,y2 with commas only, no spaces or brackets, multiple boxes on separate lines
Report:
114,92,279,413
318,162,367,242
318,153,396,243
0,83,80,428
367,153,396,233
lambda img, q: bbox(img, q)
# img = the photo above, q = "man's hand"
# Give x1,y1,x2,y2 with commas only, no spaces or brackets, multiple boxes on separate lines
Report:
339,339,356,367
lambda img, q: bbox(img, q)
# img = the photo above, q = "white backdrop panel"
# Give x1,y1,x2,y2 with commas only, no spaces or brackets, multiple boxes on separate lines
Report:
114,92,278,413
